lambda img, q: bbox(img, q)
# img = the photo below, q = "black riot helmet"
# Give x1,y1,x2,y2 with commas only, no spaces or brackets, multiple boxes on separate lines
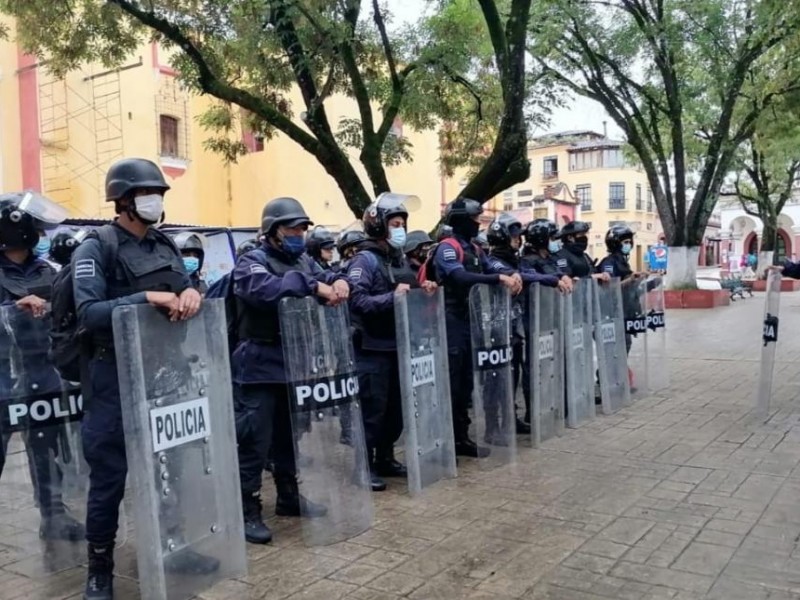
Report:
105,158,170,202
0,191,68,251
436,223,453,241
605,224,635,253
50,228,88,266
236,238,259,257
404,230,434,255
557,220,591,241
524,219,558,250
444,197,483,240
261,197,313,237
306,226,336,258
486,213,523,247
336,230,366,257
172,231,206,269
363,193,409,239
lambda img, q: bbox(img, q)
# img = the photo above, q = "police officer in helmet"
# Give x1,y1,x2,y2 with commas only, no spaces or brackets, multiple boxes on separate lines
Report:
347,194,436,491
306,226,337,271
554,221,610,283
432,198,521,457
236,238,259,258
521,219,573,290
231,196,348,545
172,231,208,294
336,230,366,271
50,228,88,268
0,192,85,542
404,230,434,273
72,158,208,599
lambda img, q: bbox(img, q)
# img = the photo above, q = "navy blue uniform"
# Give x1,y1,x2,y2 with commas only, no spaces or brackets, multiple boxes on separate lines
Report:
783,260,800,279
232,244,340,495
347,243,416,464
598,251,636,353
433,238,502,441
520,250,565,276
554,248,596,278
73,223,189,546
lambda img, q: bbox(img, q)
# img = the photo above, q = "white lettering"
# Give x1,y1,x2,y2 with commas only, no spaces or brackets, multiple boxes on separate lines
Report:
601,322,616,344
476,346,512,367
293,376,360,408
411,354,436,388
538,334,555,360
7,393,83,428
572,327,584,350
150,397,210,453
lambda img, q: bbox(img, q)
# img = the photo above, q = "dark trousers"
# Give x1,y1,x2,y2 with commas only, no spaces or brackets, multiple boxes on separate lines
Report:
82,357,127,545
355,350,403,461
511,336,530,422
233,383,296,494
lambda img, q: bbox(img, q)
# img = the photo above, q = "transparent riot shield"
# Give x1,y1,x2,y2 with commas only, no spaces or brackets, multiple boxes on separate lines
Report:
279,298,373,546
564,279,595,428
621,277,648,399
112,300,247,600
469,285,516,465
644,276,669,393
529,284,565,445
395,289,457,496
593,279,631,415
0,306,87,578
756,271,781,418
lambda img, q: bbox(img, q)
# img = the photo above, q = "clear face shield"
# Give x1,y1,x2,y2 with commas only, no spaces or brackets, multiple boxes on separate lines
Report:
16,191,68,229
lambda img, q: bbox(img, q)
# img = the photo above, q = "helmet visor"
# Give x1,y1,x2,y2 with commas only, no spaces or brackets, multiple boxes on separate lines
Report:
18,191,68,227
376,192,420,213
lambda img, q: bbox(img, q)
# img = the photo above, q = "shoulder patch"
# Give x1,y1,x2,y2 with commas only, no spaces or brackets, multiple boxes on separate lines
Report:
349,267,363,280
74,259,95,279
442,248,457,261
556,259,568,267
604,264,615,273
249,263,268,274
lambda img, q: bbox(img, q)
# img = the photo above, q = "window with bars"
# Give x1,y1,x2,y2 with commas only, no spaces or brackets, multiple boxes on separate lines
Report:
576,184,592,211
609,182,625,209
159,115,180,157
636,184,643,210
543,156,558,179
646,188,654,212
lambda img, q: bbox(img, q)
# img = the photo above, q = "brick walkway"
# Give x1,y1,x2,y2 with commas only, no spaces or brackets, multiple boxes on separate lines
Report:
5,290,800,599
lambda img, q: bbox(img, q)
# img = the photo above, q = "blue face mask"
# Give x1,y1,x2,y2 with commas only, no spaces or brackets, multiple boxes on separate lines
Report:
548,240,562,254
622,242,633,255
34,237,51,257
281,235,306,257
387,226,407,250
183,257,200,274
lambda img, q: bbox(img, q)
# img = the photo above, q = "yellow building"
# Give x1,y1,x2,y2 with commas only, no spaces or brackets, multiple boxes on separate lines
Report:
505,130,664,270
2,36,451,233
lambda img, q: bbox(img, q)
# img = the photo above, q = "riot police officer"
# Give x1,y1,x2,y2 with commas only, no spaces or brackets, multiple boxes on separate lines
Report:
485,213,567,436
73,158,209,599
598,225,641,283
306,226,337,271
236,238,259,258
555,221,610,283
521,219,573,289
432,198,521,457
348,194,436,490
337,230,367,271
404,230,434,273
231,197,347,544
50,228,88,268
172,231,208,294
0,192,84,541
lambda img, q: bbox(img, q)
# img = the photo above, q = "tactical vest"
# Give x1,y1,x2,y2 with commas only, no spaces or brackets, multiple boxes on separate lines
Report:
0,259,55,301
237,250,315,344
521,251,560,276
354,248,418,341
556,248,594,278
94,227,186,348
443,240,482,318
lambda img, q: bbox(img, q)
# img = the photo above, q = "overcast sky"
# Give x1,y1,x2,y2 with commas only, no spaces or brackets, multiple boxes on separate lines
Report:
389,0,624,139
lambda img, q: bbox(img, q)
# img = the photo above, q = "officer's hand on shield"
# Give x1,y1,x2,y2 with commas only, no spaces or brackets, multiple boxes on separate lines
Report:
499,274,522,296
421,280,438,295
593,272,611,283
395,283,412,295
557,276,573,294
332,279,350,301
178,287,202,320
16,294,48,318
316,281,342,306
146,291,181,320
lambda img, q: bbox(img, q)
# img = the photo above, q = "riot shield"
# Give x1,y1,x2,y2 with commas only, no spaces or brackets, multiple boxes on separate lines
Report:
621,277,648,399
529,283,565,445
469,285,516,465
756,271,781,417
279,297,373,546
395,289,457,496
0,306,87,577
112,300,247,600
644,276,669,393
564,279,595,428
593,278,631,415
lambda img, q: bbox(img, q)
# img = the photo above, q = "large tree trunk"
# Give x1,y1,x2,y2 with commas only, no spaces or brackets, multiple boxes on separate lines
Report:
758,217,779,278
665,246,700,289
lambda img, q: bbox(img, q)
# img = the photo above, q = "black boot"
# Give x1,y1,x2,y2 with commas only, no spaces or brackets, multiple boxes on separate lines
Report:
242,492,272,544
274,475,328,518
515,418,531,435
374,448,407,478
40,510,85,541
84,543,114,600
455,438,490,458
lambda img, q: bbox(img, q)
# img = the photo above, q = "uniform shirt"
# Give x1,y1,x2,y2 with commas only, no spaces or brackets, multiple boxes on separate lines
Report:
597,251,633,281
72,224,191,333
554,248,596,278
520,250,565,277
0,254,55,305
486,251,559,287
783,259,800,280
231,244,343,385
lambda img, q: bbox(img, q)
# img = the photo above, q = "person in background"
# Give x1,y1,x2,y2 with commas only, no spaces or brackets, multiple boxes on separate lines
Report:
306,226,337,271
172,231,208,294
403,230,434,274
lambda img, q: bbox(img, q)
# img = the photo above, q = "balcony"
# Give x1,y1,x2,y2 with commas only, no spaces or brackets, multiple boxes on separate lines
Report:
609,197,626,210
542,170,558,181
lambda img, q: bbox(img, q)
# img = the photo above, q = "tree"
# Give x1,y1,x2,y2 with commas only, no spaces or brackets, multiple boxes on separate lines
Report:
2,0,538,217
733,95,800,271
532,0,800,286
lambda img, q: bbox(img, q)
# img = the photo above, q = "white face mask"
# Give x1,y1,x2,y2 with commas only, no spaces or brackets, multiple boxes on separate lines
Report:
134,194,164,224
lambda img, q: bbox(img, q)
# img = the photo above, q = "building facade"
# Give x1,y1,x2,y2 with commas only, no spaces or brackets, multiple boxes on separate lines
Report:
505,130,664,270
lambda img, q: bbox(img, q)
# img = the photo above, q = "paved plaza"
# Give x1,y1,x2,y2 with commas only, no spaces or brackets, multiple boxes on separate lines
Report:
5,290,800,599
